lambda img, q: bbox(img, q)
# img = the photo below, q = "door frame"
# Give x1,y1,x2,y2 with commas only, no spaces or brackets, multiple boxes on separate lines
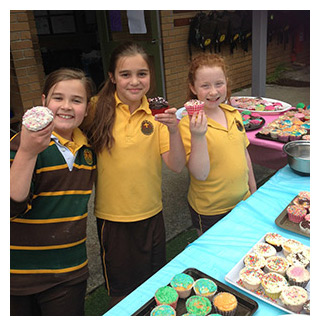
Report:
96,10,166,97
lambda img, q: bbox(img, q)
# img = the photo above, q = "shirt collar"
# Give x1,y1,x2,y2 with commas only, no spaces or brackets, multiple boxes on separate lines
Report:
115,92,151,114
52,128,89,149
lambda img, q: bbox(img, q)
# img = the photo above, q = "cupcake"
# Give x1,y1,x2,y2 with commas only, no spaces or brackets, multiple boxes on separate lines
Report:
148,97,169,116
239,267,265,291
22,106,54,131
193,278,217,301
282,239,303,257
264,233,285,252
243,253,266,269
213,292,238,316
264,256,289,276
293,194,310,211
150,304,176,316
170,273,194,299
286,265,310,288
303,299,310,314
287,205,307,224
253,243,277,258
154,286,179,309
280,286,308,313
261,272,288,300
186,295,212,316
286,251,310,268
299,219,310,235
184,99,205,117
278,130,290,142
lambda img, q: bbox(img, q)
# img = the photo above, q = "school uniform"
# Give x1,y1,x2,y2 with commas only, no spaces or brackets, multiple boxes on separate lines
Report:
90,93,169,296
179,103,250,232
10,129,96,315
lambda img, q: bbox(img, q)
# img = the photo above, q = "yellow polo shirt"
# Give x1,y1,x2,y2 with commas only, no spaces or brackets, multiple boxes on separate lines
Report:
179,103,250,215
93,93,170,222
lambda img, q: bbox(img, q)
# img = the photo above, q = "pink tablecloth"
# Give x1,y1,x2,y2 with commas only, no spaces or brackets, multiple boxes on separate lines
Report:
246,114,288,170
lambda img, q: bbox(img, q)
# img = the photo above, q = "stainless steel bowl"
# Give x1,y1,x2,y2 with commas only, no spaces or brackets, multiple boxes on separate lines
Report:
283,140,310,175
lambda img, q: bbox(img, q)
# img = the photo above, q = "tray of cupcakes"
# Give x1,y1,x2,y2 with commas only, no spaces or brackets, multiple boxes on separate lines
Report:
255,107,310,143
133,268,258,316
275,191,310,237
225,232,310,314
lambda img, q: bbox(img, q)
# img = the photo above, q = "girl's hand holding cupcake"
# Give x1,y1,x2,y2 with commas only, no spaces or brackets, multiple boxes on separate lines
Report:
154,107,179,133
189,110,207,138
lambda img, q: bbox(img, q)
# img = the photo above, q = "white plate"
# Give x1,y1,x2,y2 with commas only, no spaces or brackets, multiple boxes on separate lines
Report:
225,233,310,315
230,96,292,115
176,107,187,120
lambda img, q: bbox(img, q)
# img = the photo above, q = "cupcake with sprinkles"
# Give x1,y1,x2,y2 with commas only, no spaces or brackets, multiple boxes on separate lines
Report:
193,278,217,301
287,205,307,224
154,286,179,309
264,233,285,252
150,304,176,316
243,253,266,269
186,295,212,316
239,266,265,291
170,273,194,299
280,286,308,313
264,256,289,276
184,99,205,117
253,243,277,258
282,239,303,257
261,272,288,300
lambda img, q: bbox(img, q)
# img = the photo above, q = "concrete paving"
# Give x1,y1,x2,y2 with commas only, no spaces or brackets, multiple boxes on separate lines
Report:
86,65,310,293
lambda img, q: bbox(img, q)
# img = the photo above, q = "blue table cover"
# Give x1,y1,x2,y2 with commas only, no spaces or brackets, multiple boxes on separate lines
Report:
104,165,310,316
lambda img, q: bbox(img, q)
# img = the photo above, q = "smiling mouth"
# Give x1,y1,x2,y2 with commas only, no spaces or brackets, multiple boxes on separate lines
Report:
57,114,73,119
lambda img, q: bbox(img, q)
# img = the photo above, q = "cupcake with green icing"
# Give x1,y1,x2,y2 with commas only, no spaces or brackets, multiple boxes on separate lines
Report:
186,295,212,316
155,286,179,309
150,304,176,316
170,273,194,299
193,278,217,301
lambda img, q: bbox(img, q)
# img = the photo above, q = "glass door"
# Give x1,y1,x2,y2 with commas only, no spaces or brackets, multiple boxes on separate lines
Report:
96,10,165,97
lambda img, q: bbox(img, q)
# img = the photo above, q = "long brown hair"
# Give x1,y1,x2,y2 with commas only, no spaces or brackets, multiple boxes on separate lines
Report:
186,53,231,102
88,42,153,154
42,68,96,105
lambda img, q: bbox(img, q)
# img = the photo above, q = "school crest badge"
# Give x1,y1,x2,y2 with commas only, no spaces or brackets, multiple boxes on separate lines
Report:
141,120,154,135
83,149,93,165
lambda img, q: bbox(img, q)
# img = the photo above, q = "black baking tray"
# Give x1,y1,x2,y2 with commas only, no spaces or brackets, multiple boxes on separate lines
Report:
275,196,310,238
244,117,265,131
132,268,258,316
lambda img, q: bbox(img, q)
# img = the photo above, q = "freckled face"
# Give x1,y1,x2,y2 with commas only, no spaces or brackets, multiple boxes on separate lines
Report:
190,66,227,110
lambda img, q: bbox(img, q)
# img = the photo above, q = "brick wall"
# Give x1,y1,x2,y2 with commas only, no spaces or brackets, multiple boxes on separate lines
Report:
160,10,310,109
10,10,45,118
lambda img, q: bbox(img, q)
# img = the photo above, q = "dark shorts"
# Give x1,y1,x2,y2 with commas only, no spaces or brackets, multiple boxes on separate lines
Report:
97,211,166,297
188,203,230,234
10,280,87,316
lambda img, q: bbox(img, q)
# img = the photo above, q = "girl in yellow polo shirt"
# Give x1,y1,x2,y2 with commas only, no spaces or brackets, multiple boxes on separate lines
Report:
179,53,256,236
83,42,185,306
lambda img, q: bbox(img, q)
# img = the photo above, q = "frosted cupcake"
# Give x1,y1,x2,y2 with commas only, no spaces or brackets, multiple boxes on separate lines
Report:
239,267,265,291
193,278,217,301
287,205,307,224
282,239,303,257
186,295,212,316
280,286,308,313
154,286,179,309
264,256,289,276
170,273,194,299
286,251,309,268
264,233,285,252
286,265,310,288
184,99,205,117
22,106,54,131
243,253,266,269
261,272,288,300
213,292,238,316
148,97,169,116
253,243,277,258
150,304,176,316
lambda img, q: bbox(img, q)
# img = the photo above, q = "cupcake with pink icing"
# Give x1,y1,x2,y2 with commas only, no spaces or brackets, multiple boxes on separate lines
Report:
286,265,310,288
286,205,307,224
184,99,205,117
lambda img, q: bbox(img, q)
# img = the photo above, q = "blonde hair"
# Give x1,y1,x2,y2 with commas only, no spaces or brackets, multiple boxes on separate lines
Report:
187,53,231,102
